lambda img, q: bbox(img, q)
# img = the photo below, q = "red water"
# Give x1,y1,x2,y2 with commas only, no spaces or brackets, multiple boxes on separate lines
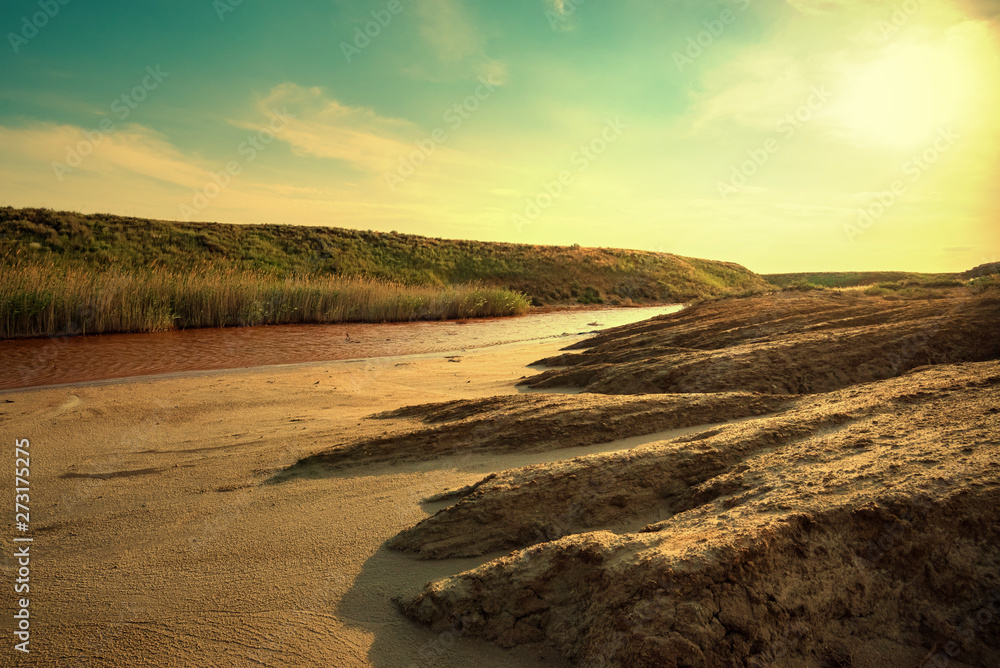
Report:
0,306,682,391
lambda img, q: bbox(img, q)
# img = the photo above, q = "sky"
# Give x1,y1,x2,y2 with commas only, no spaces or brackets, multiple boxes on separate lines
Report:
1,0,998,273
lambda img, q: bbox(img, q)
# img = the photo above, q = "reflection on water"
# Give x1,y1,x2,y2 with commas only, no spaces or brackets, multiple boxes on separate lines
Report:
0,305,682,391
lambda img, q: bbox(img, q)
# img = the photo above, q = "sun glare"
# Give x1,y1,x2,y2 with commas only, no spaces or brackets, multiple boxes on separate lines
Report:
835,40,975,148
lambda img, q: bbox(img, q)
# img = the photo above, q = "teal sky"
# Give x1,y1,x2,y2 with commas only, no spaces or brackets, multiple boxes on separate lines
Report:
2,0,998,272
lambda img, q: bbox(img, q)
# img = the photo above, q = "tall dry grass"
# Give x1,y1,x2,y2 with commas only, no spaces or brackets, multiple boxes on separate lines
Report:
0,257,530,339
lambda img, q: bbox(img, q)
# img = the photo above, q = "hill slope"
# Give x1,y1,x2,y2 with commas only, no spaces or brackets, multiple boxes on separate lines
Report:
0,207,769,305
763,270,963,288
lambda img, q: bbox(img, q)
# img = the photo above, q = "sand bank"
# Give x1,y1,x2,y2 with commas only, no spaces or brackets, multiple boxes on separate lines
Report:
1,340,598,667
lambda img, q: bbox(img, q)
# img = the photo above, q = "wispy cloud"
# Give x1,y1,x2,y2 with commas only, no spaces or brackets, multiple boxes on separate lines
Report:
686,49,819,133
1,122,205,188
235,83,508,181
234,83,418,172
0,120,448,228
416,0,482,64
407,0,507,83
958,0,1000,20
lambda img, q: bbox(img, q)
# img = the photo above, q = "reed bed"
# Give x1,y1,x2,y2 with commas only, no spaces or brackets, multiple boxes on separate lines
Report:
0,258,530,339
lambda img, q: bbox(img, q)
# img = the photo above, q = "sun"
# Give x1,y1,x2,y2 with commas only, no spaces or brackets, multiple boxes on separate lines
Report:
833,39,976,148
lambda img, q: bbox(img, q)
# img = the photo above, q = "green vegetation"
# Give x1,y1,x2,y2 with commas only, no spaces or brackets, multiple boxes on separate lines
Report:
0,256,528,339
1,207,770,313
862,283,952,300
3,208,993,337
963,262,1000,280
768,266,999,302
764,271,962,289
970,274,1000,291
576,286,604,305
765,271,970,301
969,274,1000,304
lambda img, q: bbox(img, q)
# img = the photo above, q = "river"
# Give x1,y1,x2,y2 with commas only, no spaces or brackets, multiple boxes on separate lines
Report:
0,305,682,391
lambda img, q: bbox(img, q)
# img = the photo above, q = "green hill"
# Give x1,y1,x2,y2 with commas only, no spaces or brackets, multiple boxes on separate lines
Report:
1,207,769,305
763,271,962,289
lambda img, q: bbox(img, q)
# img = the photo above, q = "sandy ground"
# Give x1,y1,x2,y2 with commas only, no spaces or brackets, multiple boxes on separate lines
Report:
2,290,998,667
0,339,609,667
382,291,1000,667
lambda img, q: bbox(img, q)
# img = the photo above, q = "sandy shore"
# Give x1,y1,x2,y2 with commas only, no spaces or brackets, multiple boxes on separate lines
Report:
0,339,597,667
3,289,998,667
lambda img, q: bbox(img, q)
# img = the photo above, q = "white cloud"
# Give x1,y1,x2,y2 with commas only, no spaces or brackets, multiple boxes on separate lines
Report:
0,84,522,235
685,50,818,133
0,122,367,225
1,122,206,189
406,0,508,83
235,83,419,172
233,83,509,180
416,0,482,64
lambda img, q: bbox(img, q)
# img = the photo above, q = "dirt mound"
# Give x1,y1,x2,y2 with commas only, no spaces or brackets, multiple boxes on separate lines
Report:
401,493,1000,667
396,361,1000,666
521,291,1000,395
272,392,792,479
387,407,854,558
390,363,999,559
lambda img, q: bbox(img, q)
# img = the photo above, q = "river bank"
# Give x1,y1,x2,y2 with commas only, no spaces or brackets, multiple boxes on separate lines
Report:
0,256,531,339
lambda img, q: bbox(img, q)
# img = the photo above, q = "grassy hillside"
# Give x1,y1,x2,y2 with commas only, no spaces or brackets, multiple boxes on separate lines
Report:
764,271,962,289
1,207,770,306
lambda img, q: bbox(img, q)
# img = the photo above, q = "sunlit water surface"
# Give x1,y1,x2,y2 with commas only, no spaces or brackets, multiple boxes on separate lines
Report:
0,305,683,391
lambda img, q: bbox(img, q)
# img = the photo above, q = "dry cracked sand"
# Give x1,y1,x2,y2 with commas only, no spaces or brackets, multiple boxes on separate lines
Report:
2,289,998,666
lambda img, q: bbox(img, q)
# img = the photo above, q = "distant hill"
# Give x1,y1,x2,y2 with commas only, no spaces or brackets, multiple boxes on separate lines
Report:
963,262,1000,279
764,271,962,289
0,207,770,305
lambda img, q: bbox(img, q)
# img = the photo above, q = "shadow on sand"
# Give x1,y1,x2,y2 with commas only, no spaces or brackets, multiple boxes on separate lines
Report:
334,540,568,667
